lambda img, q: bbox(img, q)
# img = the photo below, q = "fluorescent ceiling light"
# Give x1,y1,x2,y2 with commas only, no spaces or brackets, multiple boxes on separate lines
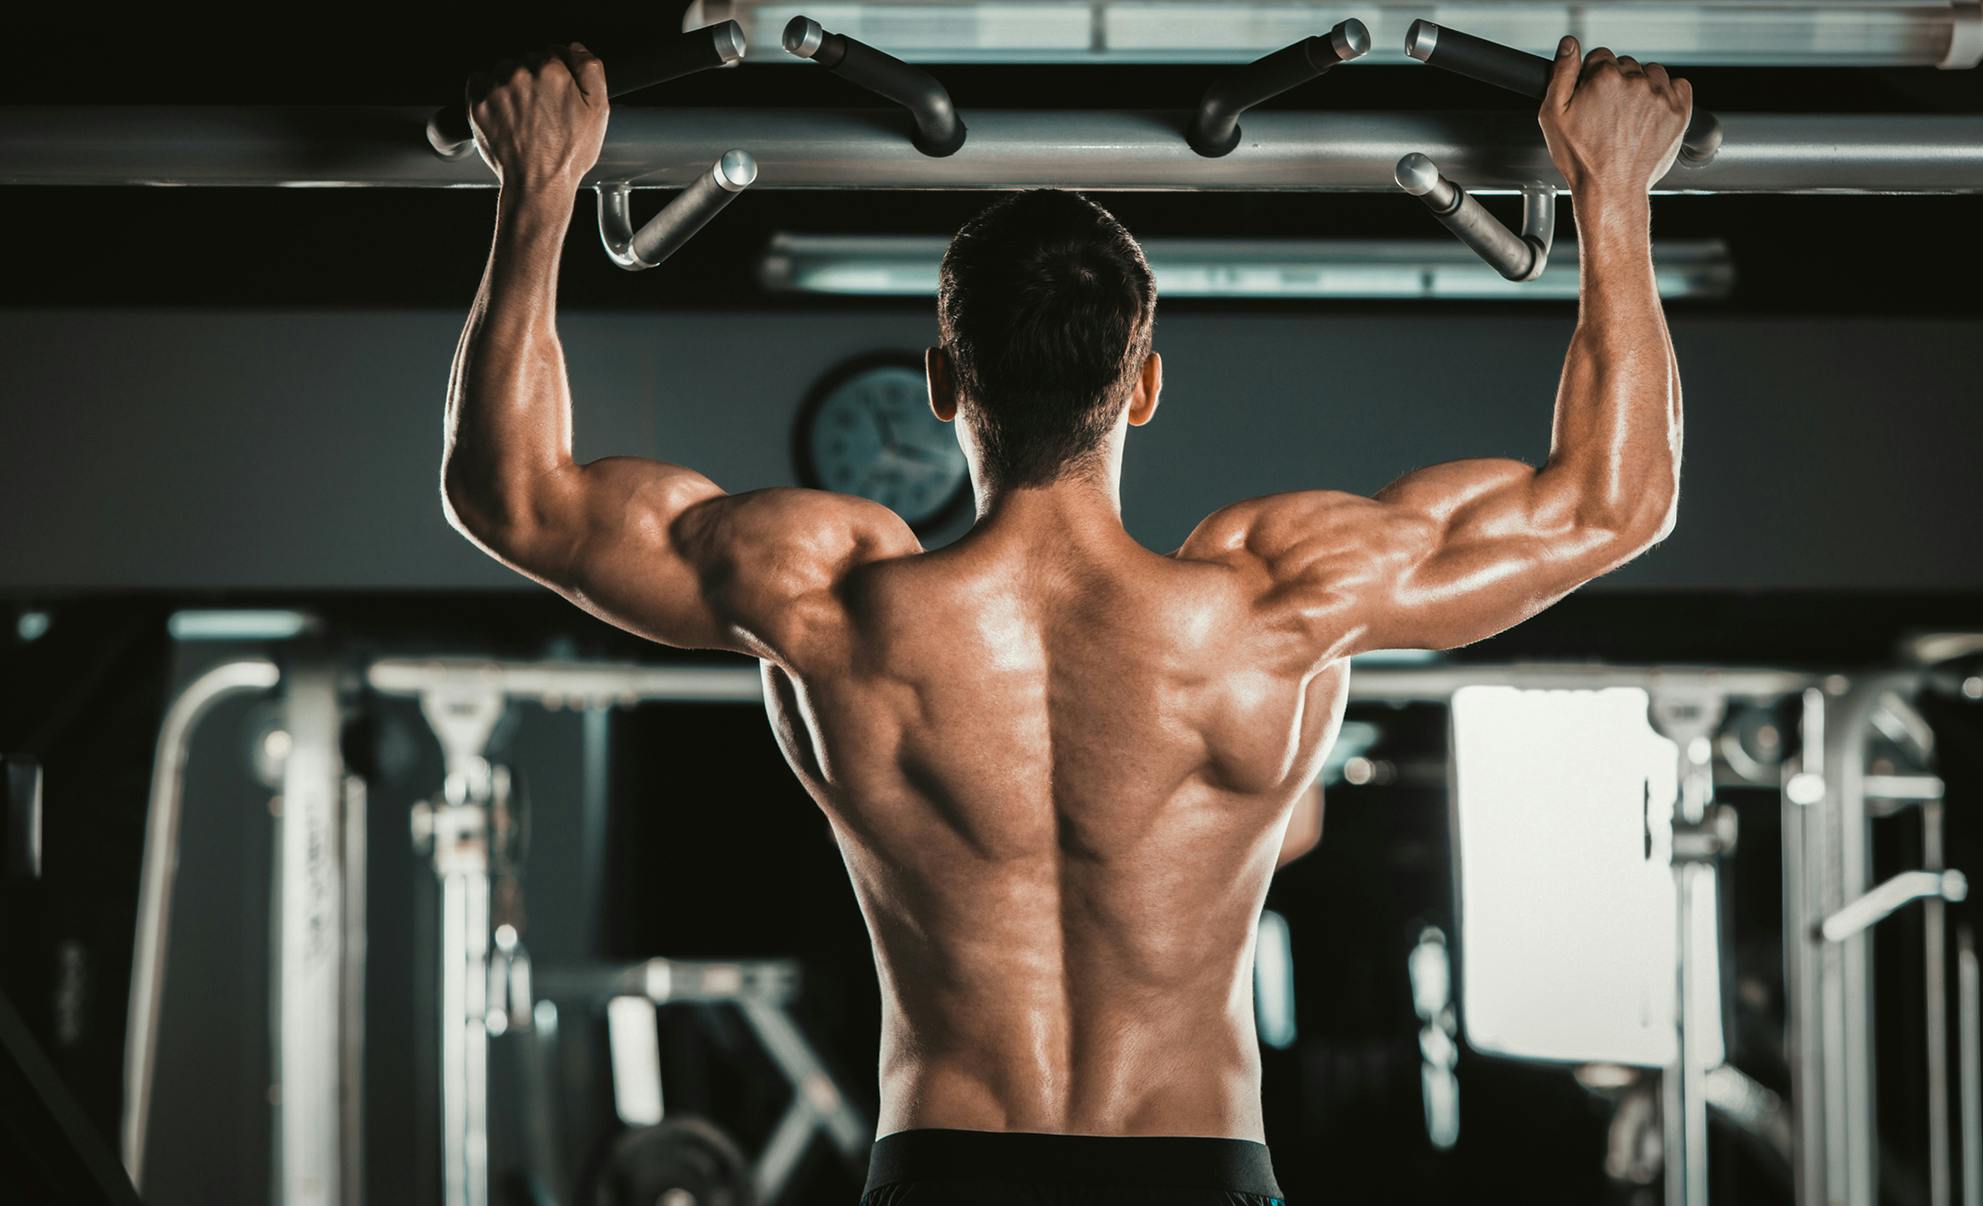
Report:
167,609,317,641
689,1,1982,67
1449,686,1724,1068
759,233,1734,301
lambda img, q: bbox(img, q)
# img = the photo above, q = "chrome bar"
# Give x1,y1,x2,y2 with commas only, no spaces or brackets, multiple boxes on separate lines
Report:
1929,798,1952,1206
340,775,367,1206
122,658,282,1186
1819,869,1969,944
1786,687,1829,1206
1821,683,1864,1204
1962,926,1982,1206
368,657,1818,708
5,108,1983,193
1395,153,1555,281
596,151,756,272
274,660,347,1206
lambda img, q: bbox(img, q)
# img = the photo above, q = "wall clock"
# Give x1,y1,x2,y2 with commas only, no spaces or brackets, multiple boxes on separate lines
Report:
793,354,972,533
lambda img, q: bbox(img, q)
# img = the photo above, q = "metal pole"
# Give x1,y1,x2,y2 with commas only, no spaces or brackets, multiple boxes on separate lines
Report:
369,657,1816,709
273,659,346,1206
1961,926,1981,1206
5,108,1983,194
1786,688,1829,1206
1829,677,1916,1206
1930,797,1952,1206
122,658,282,1186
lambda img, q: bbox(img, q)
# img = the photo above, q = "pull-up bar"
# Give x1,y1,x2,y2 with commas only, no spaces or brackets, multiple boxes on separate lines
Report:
4,106,1980,194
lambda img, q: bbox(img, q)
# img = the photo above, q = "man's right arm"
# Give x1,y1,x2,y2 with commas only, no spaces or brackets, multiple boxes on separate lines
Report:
1182,37,1691,657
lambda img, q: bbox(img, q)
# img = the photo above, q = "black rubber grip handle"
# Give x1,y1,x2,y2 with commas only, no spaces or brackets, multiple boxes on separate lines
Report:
426,21,746,160
1405,20,1722,167
1189,20,1370,157
789,17,965,157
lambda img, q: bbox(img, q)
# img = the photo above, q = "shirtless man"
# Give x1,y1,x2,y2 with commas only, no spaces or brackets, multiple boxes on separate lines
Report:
443,35,1688,1205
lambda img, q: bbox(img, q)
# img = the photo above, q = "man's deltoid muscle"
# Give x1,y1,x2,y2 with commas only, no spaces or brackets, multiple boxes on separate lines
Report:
442,34,1687,1204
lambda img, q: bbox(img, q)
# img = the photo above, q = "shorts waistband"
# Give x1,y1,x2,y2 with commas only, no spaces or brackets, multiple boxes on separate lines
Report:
863,1128,1283,1198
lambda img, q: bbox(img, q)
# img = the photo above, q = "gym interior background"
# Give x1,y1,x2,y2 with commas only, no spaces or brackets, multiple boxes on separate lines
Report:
3,4,1982,1204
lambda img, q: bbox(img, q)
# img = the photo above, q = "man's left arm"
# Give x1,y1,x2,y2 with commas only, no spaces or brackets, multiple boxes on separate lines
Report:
441,45,916,662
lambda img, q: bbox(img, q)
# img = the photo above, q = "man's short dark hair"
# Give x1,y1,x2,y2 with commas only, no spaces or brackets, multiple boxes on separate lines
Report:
938,190,1157,488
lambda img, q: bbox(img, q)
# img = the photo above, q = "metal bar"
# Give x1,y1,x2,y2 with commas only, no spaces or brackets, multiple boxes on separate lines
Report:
1187,22,1369,157
596,151,756,272
5,108,1983,194
1819,869,1969,943
1962,926,1982,1206
1830,676,1922,1206
274,660,346,1206
370,657,1818,707
535,958,799,1005
426,21,746,160
340,776,366,1206
1930,798,1952,1206
1869,773,1948,803
1404,19,1724,165
754,1098,818,1204
122,658,282,1186
1786,687,1828,1206
579,707,611,948
739,1000,871,1161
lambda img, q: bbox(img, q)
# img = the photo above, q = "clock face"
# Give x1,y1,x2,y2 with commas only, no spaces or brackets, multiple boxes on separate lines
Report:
797,357,971,531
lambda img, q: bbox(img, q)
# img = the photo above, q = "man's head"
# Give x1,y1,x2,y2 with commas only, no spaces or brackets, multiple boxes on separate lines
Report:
930,190,1160,491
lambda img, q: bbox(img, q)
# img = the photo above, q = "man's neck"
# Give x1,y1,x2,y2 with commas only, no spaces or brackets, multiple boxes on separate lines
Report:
971,476,1126,538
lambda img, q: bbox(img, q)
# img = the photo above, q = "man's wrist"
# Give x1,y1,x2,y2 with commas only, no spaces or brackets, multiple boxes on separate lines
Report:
1572,186,1651,225
496,184,578,247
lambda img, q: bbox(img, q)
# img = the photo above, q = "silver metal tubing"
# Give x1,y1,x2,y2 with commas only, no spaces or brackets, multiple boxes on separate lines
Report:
1187,21,1370,157
1818,869,1969,944
596,150,756,271
533,958,799,1005
122,658,282,1185
369,656,1816,709
1962,926,1982,1206
5,108,1983,193
1929,798,1953,1206
274,659,348,1206
1786,688,1829,1206
367,658,766,706
1826,673,1932,1206
1396,152,1554,281
783,15,966,156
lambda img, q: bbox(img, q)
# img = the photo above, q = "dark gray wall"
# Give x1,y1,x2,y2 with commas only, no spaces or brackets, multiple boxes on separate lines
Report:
3,308,1977,591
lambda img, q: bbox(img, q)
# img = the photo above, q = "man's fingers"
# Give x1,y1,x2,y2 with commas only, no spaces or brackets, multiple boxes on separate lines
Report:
1582,45,1618,81
1615,54,1645,77
1545,35,1581,112
565,41,607,96
1644,62,1671,91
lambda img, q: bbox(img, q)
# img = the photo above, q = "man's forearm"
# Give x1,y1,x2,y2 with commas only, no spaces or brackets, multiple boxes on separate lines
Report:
1541,189,1681,536
443,187,580,539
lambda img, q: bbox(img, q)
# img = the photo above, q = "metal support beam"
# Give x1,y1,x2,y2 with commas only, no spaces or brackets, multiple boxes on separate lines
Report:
123,658,282,1187
272,659,348,1206
5,108,1983,194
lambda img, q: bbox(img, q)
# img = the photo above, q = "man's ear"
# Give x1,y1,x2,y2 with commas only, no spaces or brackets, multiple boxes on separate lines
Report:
1126,351,1162,427
926,346,958,423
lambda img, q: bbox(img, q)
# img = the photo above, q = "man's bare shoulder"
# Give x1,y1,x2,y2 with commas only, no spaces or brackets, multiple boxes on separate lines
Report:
1173,490,1401,569
676,487,923,665
686,486,923,569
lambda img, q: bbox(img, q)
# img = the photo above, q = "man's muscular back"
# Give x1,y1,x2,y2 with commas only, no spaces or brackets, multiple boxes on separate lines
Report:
764,513,1350,1138
443,32,1691,1153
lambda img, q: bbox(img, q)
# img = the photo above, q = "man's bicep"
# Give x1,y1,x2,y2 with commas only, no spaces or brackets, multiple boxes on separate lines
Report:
1357,457,1626,652
1191,459,1577,657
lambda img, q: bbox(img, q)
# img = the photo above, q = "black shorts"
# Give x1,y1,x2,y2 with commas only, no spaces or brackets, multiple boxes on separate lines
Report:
859,1128,1286,1205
